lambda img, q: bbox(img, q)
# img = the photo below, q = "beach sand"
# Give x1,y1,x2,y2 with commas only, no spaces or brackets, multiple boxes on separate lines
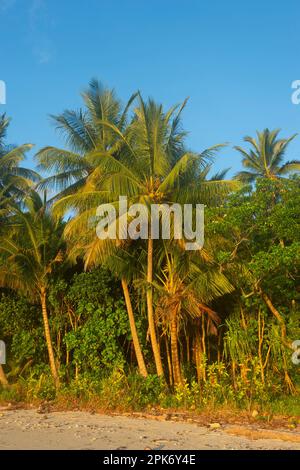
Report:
0,409,299,450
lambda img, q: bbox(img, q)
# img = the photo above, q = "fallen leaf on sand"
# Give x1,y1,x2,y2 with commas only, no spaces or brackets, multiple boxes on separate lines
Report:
209,423,221,430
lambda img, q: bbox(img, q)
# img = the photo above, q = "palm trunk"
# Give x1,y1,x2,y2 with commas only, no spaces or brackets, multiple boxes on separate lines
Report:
40,287,60,388
170,310,182,385
121,278,148,377
194,334,205,383
186,335,190,364
147,237,164,377
165,335,173,386
0,364,8,388
217,329,222,363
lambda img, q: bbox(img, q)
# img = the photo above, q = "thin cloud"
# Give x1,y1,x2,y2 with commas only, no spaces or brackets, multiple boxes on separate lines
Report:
29,0,45,30
0,0,16,13
27,0,55,65
33,41,53,64
1,0,55,64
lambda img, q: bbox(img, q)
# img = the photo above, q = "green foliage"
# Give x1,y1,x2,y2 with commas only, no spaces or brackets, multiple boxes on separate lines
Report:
66,268,117,308
0,292,45,367
64,302,129,373
51,268,135,375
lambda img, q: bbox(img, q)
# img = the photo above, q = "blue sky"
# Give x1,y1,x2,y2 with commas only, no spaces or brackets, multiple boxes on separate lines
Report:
1,0,300,176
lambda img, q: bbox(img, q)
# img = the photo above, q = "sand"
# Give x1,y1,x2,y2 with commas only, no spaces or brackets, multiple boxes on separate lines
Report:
0,409,299,450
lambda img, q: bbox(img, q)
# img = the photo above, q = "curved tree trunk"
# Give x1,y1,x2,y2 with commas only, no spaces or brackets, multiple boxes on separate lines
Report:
40,287,60,388
121,278,148,377
147,237,164,377
170,310,182,385
260,290,287,339
0,364,8,388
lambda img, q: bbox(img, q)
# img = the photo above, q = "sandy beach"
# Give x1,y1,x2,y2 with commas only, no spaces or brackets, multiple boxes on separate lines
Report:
0,409,299,450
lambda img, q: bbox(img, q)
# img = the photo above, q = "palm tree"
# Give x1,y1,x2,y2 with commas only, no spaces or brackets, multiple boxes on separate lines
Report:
234,129,300,183
36,80,149,377
52,94,239,377
0,191,66,387
36,79,137,199
0,114,39,206
155,247,233,385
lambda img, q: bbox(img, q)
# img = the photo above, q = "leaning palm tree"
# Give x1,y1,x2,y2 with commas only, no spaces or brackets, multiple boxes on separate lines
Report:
52,94,239,377
0,191,66,387
234,129,300,183
0,114,39,206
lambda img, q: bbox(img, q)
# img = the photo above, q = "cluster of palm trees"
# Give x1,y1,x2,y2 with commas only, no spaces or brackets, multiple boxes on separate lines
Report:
0,80,299,388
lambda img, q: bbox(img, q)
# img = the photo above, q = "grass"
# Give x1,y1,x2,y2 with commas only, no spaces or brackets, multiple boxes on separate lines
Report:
1,374,299,430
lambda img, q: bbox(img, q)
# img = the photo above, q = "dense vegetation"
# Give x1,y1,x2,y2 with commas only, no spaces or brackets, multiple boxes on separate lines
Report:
0,81,299,416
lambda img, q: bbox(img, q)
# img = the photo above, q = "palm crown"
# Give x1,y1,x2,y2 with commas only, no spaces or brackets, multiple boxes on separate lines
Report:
234,128,300,182
0,114,38,201
36,79,137,200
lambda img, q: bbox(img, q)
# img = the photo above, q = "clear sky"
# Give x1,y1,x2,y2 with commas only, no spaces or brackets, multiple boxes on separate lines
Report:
1,0,300,176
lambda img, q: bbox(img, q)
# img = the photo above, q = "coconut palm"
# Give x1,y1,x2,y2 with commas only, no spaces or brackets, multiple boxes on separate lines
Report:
36,79,137,199
0,114,39,205
155,246,233,385
234,129,300,183
36,80,149,377
0,191,66,387
0,186,13,228
52,94,239,377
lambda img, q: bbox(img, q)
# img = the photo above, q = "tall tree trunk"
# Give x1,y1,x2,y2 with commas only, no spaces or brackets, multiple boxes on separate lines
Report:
0,364,8,388
165,335,173,386
121,278,148,377
194,333,205,383
217,328,222,363
40,287,60,388
147,237,164,377
186,335,190,364
170,310,182,385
